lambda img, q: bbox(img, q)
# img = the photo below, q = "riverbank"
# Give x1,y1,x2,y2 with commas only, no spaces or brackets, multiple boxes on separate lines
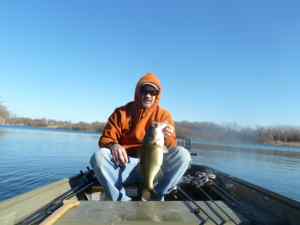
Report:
0,120,104,132
266,141,300,148
2,122,300,149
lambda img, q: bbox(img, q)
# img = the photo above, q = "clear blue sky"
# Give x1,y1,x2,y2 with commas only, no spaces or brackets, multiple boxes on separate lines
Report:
1,1,300,127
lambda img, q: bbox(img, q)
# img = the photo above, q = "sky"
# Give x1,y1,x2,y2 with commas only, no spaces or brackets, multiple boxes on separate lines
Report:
0,1,300,127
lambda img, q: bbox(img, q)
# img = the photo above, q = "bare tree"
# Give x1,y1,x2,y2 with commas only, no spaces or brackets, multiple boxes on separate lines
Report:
0,103,10,119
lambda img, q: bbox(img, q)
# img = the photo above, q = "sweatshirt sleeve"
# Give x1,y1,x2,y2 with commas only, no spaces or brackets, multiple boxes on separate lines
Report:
160,110,177,149
99,109,122,149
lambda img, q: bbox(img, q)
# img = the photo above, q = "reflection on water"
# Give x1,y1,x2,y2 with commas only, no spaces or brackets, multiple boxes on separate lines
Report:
0,129,7,138
0,125,300,202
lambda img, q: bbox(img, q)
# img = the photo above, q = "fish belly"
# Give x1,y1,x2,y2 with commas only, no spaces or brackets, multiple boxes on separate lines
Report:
143,145,163,190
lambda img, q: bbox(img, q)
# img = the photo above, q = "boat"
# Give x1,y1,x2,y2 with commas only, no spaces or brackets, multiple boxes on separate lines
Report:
1,164,300,225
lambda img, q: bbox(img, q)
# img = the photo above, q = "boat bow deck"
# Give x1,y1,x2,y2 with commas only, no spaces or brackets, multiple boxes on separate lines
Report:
54,201,245,225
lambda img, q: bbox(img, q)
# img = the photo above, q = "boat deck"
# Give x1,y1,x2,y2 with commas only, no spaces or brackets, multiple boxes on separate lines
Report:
54,201,245,225
2,165,300,225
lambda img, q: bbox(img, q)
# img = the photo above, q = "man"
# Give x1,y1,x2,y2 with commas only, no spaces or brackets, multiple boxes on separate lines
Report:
90,73,191,201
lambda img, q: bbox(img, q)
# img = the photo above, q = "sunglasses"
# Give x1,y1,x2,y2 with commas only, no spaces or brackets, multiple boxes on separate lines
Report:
141,89,159,96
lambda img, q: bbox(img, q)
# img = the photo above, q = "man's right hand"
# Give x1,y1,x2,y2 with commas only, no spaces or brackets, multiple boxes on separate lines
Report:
110,144,128,166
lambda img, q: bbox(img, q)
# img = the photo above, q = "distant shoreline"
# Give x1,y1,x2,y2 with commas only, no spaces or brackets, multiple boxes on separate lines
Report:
2,124,300,149
0,124,100,134
265,141,300,148
0,122,103,132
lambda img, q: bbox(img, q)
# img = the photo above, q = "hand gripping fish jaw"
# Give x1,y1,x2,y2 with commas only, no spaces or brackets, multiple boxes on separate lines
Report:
146,122,168,146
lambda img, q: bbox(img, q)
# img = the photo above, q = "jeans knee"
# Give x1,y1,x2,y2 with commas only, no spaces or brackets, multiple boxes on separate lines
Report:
90,148,111,169
176,146,191,165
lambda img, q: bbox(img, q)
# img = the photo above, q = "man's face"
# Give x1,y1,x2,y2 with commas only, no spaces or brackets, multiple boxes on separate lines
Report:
140,85,159,108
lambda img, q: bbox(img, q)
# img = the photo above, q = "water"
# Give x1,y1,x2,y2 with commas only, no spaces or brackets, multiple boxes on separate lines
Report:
0,126,99,201
192,141,300,201
0,126,300,202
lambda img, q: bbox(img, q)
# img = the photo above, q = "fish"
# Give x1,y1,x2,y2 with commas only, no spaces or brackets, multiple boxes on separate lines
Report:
139,122,167,201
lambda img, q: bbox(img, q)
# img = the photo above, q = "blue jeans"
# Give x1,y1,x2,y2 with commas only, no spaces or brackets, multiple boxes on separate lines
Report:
90,146,191,201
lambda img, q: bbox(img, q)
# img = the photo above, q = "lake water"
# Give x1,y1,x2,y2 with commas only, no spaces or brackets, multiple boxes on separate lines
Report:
0,126,300,202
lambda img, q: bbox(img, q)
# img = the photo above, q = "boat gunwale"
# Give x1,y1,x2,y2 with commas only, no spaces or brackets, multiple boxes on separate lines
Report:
206,166,300,209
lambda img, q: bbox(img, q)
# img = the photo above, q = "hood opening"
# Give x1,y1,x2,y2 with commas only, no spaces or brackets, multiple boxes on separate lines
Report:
134,73,162,108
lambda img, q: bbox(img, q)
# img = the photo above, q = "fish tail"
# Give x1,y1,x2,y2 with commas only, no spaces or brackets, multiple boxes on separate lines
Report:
141,189,152,201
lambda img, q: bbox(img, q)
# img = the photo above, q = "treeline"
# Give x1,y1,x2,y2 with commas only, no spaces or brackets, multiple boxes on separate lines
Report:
0,103,105,132
0,103,9,120
175,121,300,145
175,121,257,144
2,103,300,145
257,127,300,144
4,118,300,145
5,117,105,132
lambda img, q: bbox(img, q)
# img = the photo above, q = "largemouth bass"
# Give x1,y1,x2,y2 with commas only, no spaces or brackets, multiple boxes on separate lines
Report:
140,122,167,201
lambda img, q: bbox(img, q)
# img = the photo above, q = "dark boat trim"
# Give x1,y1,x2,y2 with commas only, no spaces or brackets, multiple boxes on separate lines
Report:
199,165,300,208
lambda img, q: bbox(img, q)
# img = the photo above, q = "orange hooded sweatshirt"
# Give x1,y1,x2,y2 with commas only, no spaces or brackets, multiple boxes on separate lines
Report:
99,73,177,153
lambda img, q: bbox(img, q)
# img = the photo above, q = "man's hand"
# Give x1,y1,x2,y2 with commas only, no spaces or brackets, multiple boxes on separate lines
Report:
162,123,175,137
110,144,128,166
